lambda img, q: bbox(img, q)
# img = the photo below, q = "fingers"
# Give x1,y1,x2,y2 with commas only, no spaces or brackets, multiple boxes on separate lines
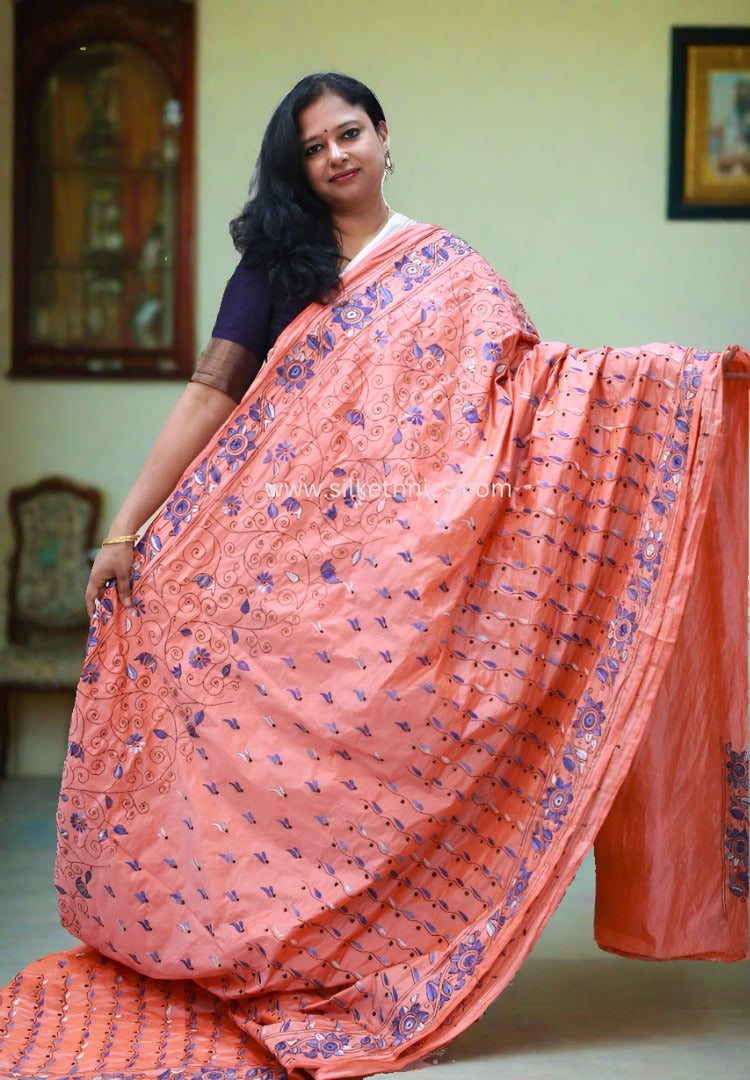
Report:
85,572,113,619
85,574,132,618
85,583,98,619
116,573,132,608
722,344,739,370
85,551,135,618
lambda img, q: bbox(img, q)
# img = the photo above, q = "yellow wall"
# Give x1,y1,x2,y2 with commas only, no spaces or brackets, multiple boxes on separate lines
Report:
1,0,749,773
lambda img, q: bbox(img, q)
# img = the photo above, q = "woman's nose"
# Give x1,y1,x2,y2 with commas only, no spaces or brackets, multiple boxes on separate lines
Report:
328,141,347,163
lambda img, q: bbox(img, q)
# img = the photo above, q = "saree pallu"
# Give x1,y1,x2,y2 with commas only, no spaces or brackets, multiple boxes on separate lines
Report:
0,224,747,1080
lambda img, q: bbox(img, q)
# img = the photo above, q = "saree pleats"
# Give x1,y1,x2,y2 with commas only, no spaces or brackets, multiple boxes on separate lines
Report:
0,225,747,1080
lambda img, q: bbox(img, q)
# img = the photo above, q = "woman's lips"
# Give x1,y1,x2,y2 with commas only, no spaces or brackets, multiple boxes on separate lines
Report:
330,169,359,183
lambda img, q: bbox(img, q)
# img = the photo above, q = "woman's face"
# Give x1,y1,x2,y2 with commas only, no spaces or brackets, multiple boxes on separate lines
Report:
298,92,389,214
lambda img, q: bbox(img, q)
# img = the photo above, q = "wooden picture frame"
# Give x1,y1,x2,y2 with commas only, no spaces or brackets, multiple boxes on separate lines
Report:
668,26,750,219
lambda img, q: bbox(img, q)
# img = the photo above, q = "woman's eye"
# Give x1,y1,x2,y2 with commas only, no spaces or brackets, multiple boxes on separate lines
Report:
305,144,322,156
342,127,360,140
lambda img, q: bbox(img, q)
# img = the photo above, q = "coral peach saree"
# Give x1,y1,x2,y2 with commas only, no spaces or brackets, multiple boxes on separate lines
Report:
0,224,747,1080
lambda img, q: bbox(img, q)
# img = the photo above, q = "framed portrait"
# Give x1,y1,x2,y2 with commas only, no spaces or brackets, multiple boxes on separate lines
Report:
667,26,750,219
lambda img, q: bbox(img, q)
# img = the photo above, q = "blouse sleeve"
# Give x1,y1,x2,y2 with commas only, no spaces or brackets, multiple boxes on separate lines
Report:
190,261,273,403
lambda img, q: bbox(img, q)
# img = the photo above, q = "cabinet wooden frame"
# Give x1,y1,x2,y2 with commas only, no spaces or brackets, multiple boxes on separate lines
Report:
11,0,195,379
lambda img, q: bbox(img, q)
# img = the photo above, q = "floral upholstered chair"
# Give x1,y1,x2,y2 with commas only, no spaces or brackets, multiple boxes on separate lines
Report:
0,477,100,775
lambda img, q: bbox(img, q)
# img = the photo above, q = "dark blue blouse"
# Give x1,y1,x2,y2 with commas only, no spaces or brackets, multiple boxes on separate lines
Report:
191,261,308,402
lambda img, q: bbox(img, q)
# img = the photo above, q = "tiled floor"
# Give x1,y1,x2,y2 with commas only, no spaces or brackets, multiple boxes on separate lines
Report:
0,777,747,1079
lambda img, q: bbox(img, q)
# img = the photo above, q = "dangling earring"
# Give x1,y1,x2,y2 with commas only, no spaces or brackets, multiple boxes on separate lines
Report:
384,149,394,176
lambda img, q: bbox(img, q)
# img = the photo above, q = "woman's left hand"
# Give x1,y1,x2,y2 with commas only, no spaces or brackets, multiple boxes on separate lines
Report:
722,344,739,371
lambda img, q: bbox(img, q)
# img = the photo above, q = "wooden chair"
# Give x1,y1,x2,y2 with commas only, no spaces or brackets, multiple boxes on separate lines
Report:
0,476,101,775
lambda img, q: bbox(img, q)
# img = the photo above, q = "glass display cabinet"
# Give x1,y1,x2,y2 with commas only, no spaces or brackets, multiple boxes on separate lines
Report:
12,0,194,378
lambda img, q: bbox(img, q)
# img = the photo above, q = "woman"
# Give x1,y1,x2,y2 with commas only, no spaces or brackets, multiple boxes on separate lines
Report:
85,73,403,617
0,74,747,1080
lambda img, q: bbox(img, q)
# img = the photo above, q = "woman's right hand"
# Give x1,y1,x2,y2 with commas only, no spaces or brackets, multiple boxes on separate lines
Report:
86,542,135,618
82,382,238,619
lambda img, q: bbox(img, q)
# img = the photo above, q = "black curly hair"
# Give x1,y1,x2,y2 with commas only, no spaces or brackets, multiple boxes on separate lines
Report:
229,73,387,305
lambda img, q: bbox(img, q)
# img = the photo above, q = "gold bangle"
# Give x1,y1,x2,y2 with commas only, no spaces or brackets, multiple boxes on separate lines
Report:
101,534,139,546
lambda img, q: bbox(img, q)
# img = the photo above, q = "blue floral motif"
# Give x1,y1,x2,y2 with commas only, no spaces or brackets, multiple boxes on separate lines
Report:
84,624,98,655
296,1031,351,1059
371,329,389,348
393,254,430,290
542,777,573,828
202,1072,276,1080
282,496,302,518
680,364,702,397
596,654,620,687
345,409,365,427
97,596,115,630
726,827,748,863
247,398,264,423
724,743,749,900
218,421,256,471
70,812,87,833
256,572,274,592
726,828,749,899
727,748,749,791
531,822,553,853
275,440,296,460
674,402,693,435
185,709,204,738
505,858,532,914
651,486,676,517
343,484,363,509
390,1002,429,1046
159,1070,277,1080
562,740,586,775
130,597,146,617
574,689,604,741
405,406,424,426
164,480,198,535
304,329,336,360
316,1032,350,1058
276,346,315,392
425,973,455,1009
626,573,653,609
188,647,211,669
659,436,689,487
222,494,242,517
332,294,373,332
363,281,393,311
80,663,99,685
482,341,503,363
126,733,143,754
443,234,473,256
68,741,84,762
447,932,485,989
635,523,663,580
608,604,637,655
422,241,449,265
